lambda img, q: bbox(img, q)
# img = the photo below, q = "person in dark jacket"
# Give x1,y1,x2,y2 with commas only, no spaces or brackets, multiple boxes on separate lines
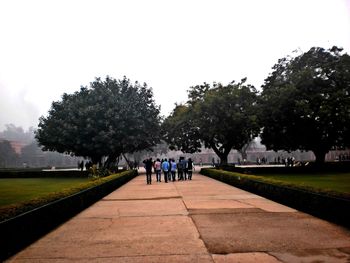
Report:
182,157,188,180
144,158,153,184
177,157,184,180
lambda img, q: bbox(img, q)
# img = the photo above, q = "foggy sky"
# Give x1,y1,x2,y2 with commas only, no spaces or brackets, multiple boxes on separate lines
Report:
0,0,349,131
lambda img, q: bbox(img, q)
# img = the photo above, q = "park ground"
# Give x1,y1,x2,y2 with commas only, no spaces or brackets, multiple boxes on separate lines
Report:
0,178,89,207
7,171,350,262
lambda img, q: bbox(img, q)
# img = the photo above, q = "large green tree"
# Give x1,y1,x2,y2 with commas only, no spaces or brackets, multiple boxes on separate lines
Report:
163,79,260,164
36,76,161,165
259,46,350,164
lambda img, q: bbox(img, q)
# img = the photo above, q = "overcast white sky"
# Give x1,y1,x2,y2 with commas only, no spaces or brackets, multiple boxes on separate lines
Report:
0,0,349,131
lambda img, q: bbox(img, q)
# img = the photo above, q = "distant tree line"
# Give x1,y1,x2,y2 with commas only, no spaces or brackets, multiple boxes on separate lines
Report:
0,125,79,168
0,124,35,143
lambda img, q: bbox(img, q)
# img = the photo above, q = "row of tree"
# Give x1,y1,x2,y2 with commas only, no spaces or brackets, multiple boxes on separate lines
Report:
35,46,350,166
0,124,35,144
163,46,350,164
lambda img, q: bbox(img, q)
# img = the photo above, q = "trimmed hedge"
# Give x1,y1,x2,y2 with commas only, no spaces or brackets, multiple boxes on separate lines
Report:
200,168,350,228
0,169,138,261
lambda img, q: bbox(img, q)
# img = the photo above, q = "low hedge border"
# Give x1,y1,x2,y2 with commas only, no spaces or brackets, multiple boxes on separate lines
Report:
200,168,350,228
0,169,138,261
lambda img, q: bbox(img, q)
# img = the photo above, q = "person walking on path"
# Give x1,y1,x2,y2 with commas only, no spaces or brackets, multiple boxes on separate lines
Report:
144,158,153,184
154,158,162,182
162,158,170,183
177,157,184,180
168,159,172,181
182,157,188,180
187,158,194,180
170,159,177,182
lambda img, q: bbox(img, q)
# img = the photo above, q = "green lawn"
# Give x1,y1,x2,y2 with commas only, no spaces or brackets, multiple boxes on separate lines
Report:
254,173,350,197
0,178,90,207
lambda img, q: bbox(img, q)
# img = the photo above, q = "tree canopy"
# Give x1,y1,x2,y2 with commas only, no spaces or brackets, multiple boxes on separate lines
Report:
36,76,161,165
259,46,350,163
163,79,260,164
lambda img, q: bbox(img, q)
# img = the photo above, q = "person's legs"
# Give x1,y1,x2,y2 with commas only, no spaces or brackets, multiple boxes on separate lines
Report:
188,170,192,180
164,171,168,183
146,171,151,184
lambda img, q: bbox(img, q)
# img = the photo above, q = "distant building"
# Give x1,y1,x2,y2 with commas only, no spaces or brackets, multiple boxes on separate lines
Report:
0,138,28,154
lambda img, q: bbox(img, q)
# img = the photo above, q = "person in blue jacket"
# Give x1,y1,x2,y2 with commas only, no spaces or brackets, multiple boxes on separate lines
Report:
170,159,177,181
162,158,170,183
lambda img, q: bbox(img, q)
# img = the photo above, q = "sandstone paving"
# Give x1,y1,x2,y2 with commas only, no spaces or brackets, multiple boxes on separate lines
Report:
11,216,209,259
212,252,282,263
8,172,350,262
270,248,350,263
238,198,297,212
183,199,255,210
79,198,188,218
104,179,180,200
191,212,350,253
9,254,213,263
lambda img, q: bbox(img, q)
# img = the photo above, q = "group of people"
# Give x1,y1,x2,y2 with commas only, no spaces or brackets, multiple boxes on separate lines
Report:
77,160,93,171
143,157,194,184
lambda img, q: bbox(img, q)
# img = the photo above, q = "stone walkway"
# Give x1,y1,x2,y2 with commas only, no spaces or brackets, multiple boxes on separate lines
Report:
8,172,350,262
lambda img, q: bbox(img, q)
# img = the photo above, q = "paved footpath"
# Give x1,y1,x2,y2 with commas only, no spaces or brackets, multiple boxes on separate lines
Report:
8,172,350,262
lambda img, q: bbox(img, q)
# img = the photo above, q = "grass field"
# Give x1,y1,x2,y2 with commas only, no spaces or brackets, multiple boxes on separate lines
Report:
0,178,90,208
254,173,350,197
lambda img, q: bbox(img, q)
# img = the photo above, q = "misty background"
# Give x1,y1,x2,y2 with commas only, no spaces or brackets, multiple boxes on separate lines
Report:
1,0,349,132
0,0,349,167
0,124,81,168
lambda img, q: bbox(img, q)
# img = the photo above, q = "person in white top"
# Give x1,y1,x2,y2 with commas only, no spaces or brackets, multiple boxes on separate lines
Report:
154,159,162,182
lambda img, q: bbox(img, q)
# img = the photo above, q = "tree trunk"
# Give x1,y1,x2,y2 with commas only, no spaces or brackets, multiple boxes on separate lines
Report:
313,150,327,165
104,154,118,169
122,153,132,169
219,154,228,165
239,142,250,161
91,156,101,166
209,142,230,166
